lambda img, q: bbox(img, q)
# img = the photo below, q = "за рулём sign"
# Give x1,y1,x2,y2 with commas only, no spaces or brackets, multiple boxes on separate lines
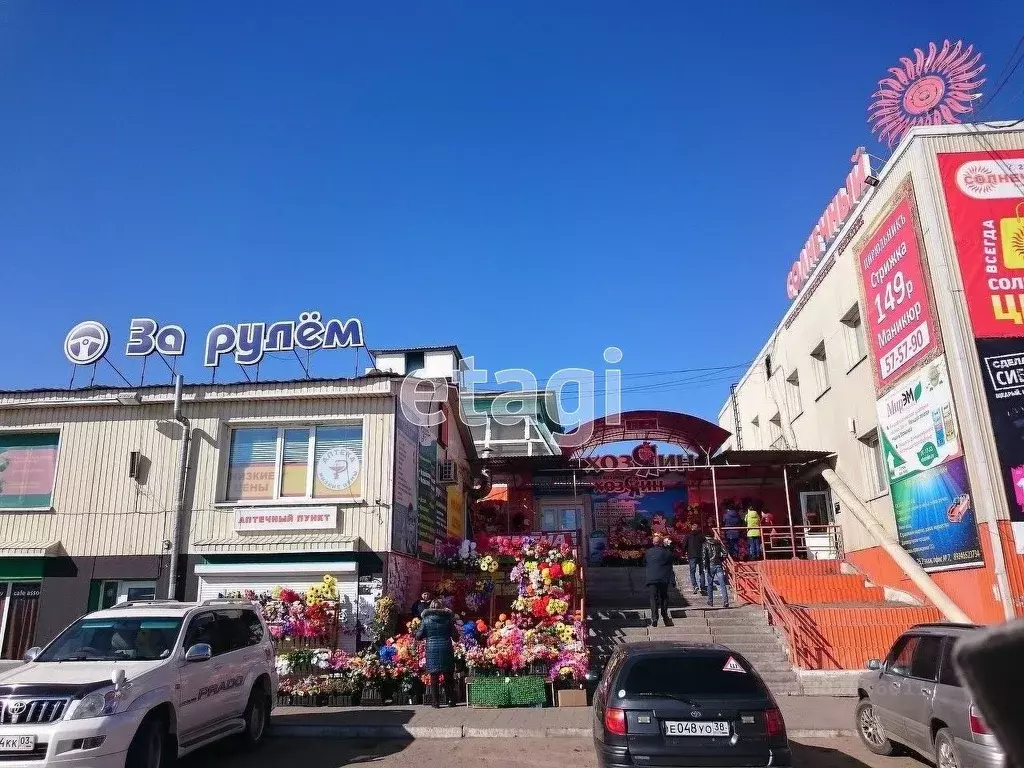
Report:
63,311,364,368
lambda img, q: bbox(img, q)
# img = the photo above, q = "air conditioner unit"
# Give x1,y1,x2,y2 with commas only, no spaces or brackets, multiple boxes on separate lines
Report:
437,460,457,485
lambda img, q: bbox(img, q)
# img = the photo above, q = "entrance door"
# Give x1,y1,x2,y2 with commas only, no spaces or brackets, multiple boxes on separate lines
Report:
799,491,836,560
539,505,581,533
0,582,41,660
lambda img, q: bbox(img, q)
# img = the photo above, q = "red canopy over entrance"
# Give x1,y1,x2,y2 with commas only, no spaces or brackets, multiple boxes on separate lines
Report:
558,409,731,458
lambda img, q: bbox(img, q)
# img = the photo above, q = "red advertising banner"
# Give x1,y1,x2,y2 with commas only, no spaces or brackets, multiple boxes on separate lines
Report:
938,151,1024,338
856,182,941,390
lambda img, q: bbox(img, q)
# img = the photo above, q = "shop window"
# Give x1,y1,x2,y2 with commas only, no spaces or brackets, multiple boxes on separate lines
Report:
785,370,802,420
841,305,868,367
810,341,830,395
0,432,60,509
224,423,364,503
0,582,41,660
540,506,581,532
859,429,888,497
91,579,158,611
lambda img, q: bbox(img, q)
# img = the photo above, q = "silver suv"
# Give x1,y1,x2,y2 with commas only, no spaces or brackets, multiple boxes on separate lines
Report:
856,623,1003,768
0,599,277,768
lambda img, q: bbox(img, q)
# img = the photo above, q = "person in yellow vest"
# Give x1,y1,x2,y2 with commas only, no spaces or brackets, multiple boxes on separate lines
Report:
745,505,762,560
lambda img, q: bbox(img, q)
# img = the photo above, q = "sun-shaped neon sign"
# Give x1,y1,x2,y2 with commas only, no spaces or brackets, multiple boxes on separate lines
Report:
868,40,985,149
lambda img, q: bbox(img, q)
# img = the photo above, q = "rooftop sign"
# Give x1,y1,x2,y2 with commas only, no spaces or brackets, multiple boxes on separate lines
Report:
786,148,872,300
62,312,364,370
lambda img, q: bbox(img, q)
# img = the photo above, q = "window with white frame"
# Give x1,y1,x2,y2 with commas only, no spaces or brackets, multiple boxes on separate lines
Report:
224,423,364,502
785,370,803,420
859,429,888,497
810,341,830,395
841,305,868,367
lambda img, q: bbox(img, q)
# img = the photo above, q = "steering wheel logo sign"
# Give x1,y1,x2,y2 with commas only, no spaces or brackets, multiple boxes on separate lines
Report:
64,321,110,365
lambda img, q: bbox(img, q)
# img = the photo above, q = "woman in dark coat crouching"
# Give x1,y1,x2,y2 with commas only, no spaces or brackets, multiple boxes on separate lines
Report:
415,600,458,707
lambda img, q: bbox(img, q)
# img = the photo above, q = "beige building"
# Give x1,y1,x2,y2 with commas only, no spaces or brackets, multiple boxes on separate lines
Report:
0,366,474,657
718,121,1024,624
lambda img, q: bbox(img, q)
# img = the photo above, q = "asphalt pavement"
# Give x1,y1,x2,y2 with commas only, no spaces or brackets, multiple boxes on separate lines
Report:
183,736,929,768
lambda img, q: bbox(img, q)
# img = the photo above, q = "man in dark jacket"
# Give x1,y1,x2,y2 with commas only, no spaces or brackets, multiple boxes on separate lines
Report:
683,523,707,596
702,536,730,609
644,533,675,627
410,591,433,619
415,601,458,707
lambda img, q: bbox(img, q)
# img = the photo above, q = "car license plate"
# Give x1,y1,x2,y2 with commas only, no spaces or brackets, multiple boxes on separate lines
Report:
0,736,35,752
664,721,730,737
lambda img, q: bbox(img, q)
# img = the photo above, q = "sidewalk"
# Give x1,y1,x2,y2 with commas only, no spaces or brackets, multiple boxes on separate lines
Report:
269,696,856,739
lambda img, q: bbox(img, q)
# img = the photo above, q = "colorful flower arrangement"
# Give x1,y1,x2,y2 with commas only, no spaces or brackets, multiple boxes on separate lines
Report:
435,537,481,570
223,574,354,641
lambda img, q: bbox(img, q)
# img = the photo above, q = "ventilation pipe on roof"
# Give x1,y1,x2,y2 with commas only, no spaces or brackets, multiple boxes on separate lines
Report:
821,467,971,624
167,375,191,601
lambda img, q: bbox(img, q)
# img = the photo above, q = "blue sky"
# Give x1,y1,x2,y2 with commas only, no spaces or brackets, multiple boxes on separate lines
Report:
2,1,1023,425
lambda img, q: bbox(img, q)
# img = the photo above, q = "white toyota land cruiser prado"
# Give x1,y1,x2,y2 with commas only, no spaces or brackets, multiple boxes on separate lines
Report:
0,599,278,768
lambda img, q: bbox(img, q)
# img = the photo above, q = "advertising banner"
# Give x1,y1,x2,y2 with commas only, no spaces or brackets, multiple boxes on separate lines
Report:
876,357,962,484
855,181,941,391
976,338,1024,542
390,408,420,556
890,457,984,572
591,481,689,534
446,484,466,539
938,152,1024,337
416,425,439,559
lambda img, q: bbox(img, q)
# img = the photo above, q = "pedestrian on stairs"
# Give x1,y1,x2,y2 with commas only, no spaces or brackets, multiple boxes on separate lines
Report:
644,533,675,627
745,505,763,561
683,523,706,596
702,536,730,609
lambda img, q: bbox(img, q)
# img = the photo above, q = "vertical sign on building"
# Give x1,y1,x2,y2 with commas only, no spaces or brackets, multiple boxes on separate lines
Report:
416,424,438,559
391,407,420,556
855,177,983,571
938,151,1024,552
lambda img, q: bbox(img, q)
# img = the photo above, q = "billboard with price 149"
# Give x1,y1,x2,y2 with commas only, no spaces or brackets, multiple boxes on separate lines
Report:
855,181,941,392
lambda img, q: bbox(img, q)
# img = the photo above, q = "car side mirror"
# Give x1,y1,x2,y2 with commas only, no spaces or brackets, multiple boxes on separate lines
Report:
22,647,41,663
867,658,881,670
184,643,212,662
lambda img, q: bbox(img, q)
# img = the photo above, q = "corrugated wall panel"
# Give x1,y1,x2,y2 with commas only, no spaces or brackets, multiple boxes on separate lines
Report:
0,389,395,557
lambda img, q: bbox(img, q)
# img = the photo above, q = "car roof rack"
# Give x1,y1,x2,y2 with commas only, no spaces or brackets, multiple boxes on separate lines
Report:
106,600,190,609
200,598,256,607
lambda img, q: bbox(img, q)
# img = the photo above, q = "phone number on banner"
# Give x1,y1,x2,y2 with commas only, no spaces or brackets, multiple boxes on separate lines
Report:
880,321,930,380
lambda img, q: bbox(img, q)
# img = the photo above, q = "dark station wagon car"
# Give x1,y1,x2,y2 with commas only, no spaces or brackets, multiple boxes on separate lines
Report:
592,642,790,768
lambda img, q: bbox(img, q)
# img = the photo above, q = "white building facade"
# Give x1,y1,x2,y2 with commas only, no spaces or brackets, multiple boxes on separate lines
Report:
719,121,1024,624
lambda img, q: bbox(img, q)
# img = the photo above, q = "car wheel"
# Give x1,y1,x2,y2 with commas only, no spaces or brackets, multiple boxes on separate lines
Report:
935,728,961,768
126,716,171,768
239,686,270,749
856,699,897,756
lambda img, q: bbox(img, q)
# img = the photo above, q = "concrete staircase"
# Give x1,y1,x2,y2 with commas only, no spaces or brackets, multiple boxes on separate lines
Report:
585,566,800,696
